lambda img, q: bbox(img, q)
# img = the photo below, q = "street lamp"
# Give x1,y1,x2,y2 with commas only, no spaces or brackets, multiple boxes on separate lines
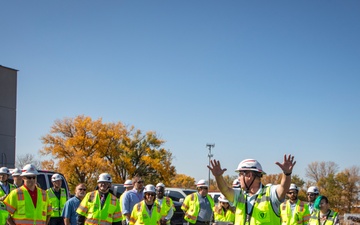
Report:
206,143,215,189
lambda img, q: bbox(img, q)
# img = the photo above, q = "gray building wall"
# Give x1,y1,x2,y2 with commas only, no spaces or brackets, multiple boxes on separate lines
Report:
0,65,17,168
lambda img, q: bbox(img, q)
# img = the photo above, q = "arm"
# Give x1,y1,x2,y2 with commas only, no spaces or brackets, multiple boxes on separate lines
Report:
121,192,131,221
208,160,235,202
64,218,71,225
274,154,296,201
6,216,16,225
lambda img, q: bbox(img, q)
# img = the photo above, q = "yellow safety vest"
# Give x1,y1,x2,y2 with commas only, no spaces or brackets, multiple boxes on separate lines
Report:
3,186,52,225
234,186,279,225
308,210,338,225
181,193,215,224
46,188,67,217
155,197,175,224
280,199,310,225
0,201,9,225
129,200,162,225
0,183,16,198
119,191,129,220
213,206,235,223
77,191,122,225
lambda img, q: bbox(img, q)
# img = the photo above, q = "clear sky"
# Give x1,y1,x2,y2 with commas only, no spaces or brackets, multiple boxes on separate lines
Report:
1,1,359,184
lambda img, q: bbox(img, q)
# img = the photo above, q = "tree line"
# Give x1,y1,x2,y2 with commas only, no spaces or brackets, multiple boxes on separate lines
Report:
16,115,359,215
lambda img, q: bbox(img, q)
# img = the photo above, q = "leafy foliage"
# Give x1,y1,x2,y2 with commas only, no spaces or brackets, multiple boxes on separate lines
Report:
39,115,176,191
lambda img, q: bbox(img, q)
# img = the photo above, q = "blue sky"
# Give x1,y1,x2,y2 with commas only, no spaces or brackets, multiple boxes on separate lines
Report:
1,1,359,184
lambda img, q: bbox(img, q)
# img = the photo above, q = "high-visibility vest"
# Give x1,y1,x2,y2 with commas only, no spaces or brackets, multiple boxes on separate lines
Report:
3,186,52,225
0,201,9,225
129,200,162,225
308,210,338,225
181,193,215,224
0,183,16,197
213,206,235,223
77,191,122,225
155,197,175,224
46,188,67,217
234,186,280,225
119,191,127,220
280,199,310,225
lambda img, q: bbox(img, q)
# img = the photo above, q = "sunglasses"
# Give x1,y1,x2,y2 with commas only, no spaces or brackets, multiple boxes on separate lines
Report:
146,193,156,196
307,193,316,196
25,176,36,180
136,181,144,184
200,187,208,190
78,188,86,191
287,192,296,195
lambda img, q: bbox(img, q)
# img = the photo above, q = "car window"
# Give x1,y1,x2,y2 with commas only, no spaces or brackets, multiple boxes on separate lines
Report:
183,190,196,195
37,174,47,190
166,190,185,202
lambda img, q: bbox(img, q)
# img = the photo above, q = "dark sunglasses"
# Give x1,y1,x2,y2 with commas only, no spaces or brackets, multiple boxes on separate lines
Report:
78,188,86,191
25,176,36,180
200,187,208,190
307,193,315,196
146,193,156,196
136,181,144,184
287,192,296,195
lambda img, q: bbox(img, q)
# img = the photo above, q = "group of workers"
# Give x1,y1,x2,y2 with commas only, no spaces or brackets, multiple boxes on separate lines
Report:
0,153,340,225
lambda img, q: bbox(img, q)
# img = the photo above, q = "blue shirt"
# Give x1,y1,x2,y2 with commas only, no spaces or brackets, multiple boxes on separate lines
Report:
122,189,144,221
61,196,81,225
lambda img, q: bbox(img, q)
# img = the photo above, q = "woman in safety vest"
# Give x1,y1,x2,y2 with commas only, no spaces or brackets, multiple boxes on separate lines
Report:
308,196,339,225
129,184,162,225
213,194,235,225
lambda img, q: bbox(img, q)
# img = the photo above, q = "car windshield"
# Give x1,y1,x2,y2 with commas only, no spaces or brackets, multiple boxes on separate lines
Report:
183,190,196,195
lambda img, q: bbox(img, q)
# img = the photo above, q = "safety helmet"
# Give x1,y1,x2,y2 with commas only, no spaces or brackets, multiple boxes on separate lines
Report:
124,179,133,187
143,184,156,193
289,183,299,191
218,194,229,203
307,186,319,194
0,167,10,175
51,173,62,182
11,168,22,176
196,179,209,188
235,159,266,174
232,179,240,188
20,164,39,176
156,182,165,188
97,173,112,183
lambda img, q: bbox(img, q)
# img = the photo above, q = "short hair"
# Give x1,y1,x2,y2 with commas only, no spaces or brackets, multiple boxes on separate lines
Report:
314,195,329,210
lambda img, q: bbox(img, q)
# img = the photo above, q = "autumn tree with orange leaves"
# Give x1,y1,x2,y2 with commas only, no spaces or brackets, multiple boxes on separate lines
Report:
39,115,176,191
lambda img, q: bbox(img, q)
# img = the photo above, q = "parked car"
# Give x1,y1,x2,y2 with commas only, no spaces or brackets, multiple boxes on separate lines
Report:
164,188,197,225
9,169,71,198
165,187,197,202
209,191,222,204
110,183,126,198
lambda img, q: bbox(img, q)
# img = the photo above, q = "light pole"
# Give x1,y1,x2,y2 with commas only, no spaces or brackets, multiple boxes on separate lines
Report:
206,143,215,189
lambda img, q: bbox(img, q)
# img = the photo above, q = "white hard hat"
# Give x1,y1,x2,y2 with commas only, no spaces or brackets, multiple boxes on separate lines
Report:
235,159,266,174
289,183,299,191
156,182,165,188
307,186,319,194
97,173,112,183
124,179,133,187
21,164,39,176
0,167,11,175
196,179,209,188
51,173,62,182
144,184,156,193
218,194,229,203
232,179,240,188
11,168,22,176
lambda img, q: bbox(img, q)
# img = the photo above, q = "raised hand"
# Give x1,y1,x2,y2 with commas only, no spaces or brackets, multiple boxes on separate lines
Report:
275,154,296,174
208,159,227,177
